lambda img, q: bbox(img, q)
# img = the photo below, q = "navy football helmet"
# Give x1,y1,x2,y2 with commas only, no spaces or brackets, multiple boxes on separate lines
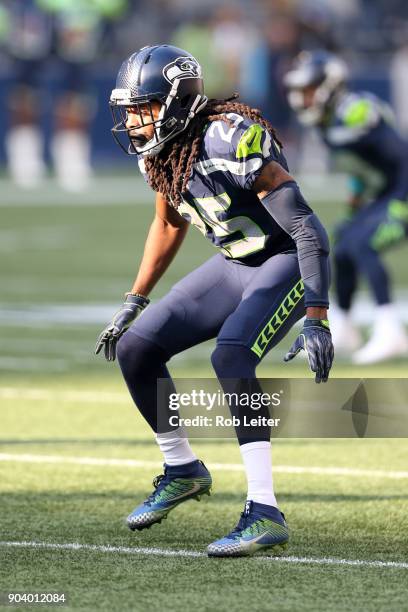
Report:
284,50,348,125
110,44,207,156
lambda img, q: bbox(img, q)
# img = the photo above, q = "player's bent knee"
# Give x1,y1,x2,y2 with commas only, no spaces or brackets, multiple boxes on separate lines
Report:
117,332,168,377
211,344,258,379
116,331,138,365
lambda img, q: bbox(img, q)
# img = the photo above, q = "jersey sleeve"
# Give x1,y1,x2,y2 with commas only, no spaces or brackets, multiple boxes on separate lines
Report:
341,95,382,130
328,93,408,201
231,119,284,189
200,114,285,191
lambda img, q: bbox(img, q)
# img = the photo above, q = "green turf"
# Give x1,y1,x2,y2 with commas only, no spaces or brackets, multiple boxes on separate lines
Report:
1,384,408,611
1,199,408,379
2,198,408,305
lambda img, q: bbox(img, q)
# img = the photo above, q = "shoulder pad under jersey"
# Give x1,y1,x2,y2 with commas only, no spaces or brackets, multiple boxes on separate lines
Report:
197,113,282,189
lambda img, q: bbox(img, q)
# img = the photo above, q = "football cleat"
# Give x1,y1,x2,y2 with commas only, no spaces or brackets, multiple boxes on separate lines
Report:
352,331,408,364
207,500,288,557
352,304,408,364
127,459,212,531
329,307,363,355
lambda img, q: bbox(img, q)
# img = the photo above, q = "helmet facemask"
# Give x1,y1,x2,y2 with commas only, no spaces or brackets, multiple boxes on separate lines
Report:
110,79,207,157
287,83,327,126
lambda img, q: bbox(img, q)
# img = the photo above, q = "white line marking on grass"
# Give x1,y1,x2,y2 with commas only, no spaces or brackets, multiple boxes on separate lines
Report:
0,177,152,207
263,555,408,569
0,227,76,253
0,387,131,404
0,304,120,326
0,541,203,558
2,296,408,327
0,357,69,372
272,465,408,479
1,453,408,479
1,541,407,569
0,453,161,469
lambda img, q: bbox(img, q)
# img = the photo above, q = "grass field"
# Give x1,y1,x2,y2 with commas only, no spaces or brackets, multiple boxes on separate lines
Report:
1,178,408,610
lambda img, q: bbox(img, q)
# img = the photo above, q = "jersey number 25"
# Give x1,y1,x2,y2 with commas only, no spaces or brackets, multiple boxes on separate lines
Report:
179,192,266,259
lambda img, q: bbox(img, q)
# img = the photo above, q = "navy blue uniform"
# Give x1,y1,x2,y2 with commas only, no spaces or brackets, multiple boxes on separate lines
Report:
139,114,295,265
321,91,408,308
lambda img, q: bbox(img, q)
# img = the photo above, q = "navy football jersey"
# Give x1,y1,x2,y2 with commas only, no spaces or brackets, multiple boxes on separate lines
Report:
321,91,408,203
138,114,295,265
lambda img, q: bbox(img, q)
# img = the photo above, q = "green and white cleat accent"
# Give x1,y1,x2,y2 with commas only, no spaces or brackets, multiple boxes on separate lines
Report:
127,460,212,531
207,500,289,557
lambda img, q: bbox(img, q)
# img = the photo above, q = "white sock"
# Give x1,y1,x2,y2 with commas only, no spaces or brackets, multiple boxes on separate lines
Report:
240,441,277,508
155,427,197,466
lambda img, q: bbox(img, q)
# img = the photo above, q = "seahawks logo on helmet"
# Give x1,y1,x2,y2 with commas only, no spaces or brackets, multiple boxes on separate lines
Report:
162,56,202,84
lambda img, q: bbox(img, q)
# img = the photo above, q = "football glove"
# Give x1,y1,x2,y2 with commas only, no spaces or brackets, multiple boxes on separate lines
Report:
95,293,150,362
284,318,334,383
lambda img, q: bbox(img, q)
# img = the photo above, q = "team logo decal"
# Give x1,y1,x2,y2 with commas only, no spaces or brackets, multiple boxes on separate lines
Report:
163,56,202,83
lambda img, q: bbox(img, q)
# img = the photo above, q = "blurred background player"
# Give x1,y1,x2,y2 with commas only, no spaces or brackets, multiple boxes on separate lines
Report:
284,50,408,364
2,0,127,191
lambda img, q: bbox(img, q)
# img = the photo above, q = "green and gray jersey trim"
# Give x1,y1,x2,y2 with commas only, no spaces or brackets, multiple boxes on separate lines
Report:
236,124,264,159
251,279,304,358
194,122,272,177
370,199,408,251
326,92,393,146
194,156,263,177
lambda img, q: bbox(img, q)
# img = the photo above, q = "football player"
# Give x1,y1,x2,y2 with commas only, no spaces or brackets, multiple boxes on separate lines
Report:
95,44,333,557
284,50,408,364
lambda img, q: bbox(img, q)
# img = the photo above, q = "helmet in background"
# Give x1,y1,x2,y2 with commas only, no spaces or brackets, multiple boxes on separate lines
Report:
284,50,348,125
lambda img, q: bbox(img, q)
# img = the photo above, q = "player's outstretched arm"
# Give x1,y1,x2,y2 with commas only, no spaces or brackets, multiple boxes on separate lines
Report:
128,192,189,297
95,193,189,361
253,162,334,382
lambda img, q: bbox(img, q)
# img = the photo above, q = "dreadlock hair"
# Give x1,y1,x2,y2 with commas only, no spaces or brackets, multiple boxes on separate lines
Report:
144,93,282,208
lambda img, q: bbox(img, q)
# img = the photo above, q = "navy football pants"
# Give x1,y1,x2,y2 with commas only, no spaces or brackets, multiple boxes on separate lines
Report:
117,251,305,442
334,197,408,310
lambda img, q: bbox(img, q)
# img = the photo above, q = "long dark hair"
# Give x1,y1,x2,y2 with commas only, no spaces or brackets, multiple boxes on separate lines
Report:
144,94,281,208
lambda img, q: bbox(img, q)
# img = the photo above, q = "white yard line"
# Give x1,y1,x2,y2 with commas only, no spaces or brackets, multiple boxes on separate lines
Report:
0,227,76,253
0,174,349,206
0,357,70,372
0,343,211,370
0,387,131,404
1,338,91,352
1,453,408,479
0,177,151,207
2,297,408,326
0,540,407,569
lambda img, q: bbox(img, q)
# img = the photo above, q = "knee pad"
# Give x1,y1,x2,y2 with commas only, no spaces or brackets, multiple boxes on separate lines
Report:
116,331,137,366
117,333,168,378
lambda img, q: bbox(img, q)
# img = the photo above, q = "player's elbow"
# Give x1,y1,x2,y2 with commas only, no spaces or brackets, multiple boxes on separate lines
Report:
292,213,330,257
